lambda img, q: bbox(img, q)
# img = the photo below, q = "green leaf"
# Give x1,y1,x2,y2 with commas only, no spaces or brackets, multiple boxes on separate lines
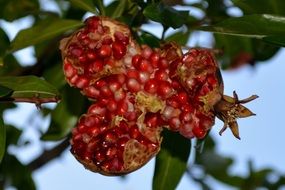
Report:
111,0,127,18
232,0,285,16
43,63,66,90
137,31,161,48
6,125,22,146
165,31,191,46
69,0,98,14
214,34,280,68
94,0,106,16
41,100,77,141
41,86,86,140
0,85,13,98
153,131,191,190
0,28,10,55
0,76,60,103
0,0,39,22
263,35,285,47
0,117,6,163
10,19,83,52
1,154,36,190
143,2,189,28
200,14,285,38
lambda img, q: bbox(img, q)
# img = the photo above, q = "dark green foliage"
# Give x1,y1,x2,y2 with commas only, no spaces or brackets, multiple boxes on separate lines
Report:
0,0,284,189
153,131,191,190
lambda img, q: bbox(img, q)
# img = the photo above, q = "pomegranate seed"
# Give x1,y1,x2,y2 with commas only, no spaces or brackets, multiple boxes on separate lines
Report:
132,54,142,68
114,31,129,45
88,104,106,116
177,91,188,104
100,86,113,97
116,100,128,115
139,59,153,73
138,72,150,84
154,69,168,81
127,69,139,79
98,45,112,58
63,62,77,78
158,58,169,69
78,55,88,64
142,46,153,59
150,52,160,67
144,113,161,128
86,50,97,60
144,79,158,94
130,126,140,139
85,16,100,29
114,90,126,101
127,78,141,92
70,47,83,57
102,36,113,45
88,60,104,74
107,99,117,112
157,81,172,98
109,81,121,92
192,126,206,139
169,117,181,130
75,76,89,88
112,41,126,59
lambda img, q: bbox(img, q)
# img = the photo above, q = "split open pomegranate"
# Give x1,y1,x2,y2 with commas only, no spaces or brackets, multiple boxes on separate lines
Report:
60,16,257,175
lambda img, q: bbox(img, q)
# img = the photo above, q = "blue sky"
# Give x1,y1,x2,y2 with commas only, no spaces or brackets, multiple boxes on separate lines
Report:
2,1,285,189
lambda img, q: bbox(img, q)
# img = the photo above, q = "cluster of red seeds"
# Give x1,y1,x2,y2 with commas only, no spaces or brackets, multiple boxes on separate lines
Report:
60,16,223,175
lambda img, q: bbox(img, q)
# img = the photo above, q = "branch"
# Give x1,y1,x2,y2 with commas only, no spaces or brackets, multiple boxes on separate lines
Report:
27,138,70,171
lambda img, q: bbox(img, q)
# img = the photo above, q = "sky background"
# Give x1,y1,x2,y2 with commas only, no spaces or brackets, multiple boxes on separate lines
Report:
1,0,285,189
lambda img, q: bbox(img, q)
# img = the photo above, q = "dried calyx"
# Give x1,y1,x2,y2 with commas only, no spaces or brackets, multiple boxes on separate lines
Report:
214,91,258,139
60,16,258,175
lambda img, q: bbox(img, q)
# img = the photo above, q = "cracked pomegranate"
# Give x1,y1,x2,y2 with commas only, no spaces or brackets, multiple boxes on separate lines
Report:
60,16,257,175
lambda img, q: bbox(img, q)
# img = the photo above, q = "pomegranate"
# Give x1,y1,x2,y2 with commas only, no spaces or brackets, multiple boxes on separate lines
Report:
60,16,257,175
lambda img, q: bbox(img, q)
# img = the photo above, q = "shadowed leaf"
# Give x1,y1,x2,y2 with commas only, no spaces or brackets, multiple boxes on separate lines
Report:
200,14,285,38
10,19,83,52
0,76,60,103
69,0,98,14
143,2,189,28
0,117,5,163
153,131,191,190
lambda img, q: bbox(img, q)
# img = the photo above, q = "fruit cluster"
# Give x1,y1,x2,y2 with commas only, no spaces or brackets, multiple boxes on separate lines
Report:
60,16,257,175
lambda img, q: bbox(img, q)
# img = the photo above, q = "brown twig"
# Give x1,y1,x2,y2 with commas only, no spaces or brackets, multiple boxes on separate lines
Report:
27,138,70,171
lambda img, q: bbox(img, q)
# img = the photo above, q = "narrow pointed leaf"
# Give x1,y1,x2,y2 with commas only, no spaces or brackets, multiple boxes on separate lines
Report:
0,117,6,163
10,19,83,52
0,76,60,103
153,131,191,190
0,85,13,98
69,0,98,14
232,0,285,15
94,0,106,16
263,35,285,47
111,0,127,18
165,31,191,45
143,3,189,28
199,14,285,38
